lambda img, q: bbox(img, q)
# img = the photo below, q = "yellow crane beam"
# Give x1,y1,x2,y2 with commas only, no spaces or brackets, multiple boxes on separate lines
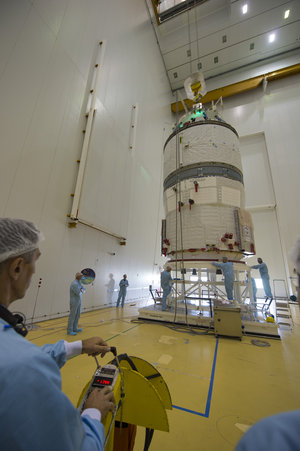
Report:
171,63,300,113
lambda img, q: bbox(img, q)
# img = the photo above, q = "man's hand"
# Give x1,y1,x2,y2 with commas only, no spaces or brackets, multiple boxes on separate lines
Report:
83,387,115,420
82,337,110,357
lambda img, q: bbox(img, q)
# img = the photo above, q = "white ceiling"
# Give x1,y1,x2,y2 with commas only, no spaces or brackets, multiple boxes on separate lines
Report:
148,0,300,91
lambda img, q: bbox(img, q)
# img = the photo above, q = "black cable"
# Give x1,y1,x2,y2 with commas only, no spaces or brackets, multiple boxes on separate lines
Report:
144,428,154,451
109,353,155,451
131,317,214,336
110,353,138,372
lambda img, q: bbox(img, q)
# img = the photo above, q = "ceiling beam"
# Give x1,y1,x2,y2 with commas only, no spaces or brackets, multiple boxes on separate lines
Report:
171,63,300,113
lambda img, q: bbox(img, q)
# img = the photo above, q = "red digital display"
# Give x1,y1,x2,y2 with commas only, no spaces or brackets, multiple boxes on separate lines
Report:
92,376,112,387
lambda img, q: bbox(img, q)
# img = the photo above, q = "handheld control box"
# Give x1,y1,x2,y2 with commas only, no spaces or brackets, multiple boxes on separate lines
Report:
79,364,119,412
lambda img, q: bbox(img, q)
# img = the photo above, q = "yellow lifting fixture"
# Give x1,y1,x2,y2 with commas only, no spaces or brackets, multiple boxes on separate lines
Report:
77,352,172,451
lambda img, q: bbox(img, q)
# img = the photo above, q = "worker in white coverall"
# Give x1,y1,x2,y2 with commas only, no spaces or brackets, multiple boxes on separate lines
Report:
0,218,115,451
212,257,234,301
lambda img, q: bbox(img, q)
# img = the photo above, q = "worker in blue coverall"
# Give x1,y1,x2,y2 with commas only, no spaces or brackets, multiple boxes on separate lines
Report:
251,257,273,299
161,266,173,311
116,274,129,307
236,409,300,451
0,217,115,451
67,272,85,335
212,257,234,301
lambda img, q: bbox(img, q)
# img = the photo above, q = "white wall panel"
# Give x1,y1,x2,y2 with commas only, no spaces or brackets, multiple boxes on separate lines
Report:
0,0,172,320
240,133,275,208
0,5,56,215
246,210,287,298
0,0,31,76
221,72,300,293
33,0,69,36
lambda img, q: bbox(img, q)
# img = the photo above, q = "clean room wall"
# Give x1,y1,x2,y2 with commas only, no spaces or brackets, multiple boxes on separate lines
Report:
239,133,287,297
0,0,172,320
219,72,300,295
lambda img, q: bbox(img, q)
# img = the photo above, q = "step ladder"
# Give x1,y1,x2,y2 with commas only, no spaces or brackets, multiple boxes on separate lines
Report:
273,279,293,329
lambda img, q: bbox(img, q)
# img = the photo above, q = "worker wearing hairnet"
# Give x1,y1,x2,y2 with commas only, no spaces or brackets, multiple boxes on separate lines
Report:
161,266,173,311
251,258,273,299
0,218,115,451
212,257,234,301
116,274,129,308
67,272,85,335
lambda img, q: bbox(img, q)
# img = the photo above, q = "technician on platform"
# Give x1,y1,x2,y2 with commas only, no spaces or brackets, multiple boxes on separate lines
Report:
212,257,234,301
161,266,173,311
251,258,273,300
0,218,115,451
116,274,129,308
67,272,85,335
289,236,300,307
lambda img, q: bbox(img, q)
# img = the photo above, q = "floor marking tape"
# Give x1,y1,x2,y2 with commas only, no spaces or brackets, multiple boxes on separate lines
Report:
159,335,179,344
157,354,173,364
235,423,251,433
172,337,219,418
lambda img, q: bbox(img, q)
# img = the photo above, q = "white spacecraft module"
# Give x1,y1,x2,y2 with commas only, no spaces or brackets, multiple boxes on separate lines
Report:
161,106,256,263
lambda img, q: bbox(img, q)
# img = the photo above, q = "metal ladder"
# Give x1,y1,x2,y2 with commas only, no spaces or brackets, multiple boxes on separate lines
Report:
273,279,293,329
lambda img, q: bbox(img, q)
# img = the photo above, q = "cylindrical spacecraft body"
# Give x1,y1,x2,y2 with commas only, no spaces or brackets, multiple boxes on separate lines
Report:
162,109,255,262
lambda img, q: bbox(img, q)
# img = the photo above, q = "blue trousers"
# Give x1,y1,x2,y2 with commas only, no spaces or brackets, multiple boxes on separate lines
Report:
67,298,81,333
252,285,257,303
262,276,273,298
224,279,234,301
117,289,127,307
162,286,171,311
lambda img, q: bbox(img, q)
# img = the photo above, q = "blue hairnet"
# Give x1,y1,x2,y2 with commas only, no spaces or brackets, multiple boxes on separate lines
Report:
0,218,41,264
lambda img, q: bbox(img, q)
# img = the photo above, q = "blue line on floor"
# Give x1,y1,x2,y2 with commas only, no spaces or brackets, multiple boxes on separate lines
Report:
172,337,219,418
172,405,207,417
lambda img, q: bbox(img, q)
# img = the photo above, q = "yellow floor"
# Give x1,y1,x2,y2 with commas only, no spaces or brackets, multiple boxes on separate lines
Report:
27,301,300,451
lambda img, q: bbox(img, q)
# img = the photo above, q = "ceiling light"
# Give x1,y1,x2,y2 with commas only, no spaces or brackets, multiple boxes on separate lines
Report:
173,72,178,79
284,9,290,19
197,62,202,70
214,56,218,63
222,35,227,43
242,4,248,14
250,42,254,50
268,33,275,43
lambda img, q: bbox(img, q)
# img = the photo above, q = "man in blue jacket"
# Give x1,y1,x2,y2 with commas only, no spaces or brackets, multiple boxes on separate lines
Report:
0,218,115,451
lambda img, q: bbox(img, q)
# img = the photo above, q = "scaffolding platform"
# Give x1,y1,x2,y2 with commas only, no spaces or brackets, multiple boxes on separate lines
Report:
138,302,280,339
